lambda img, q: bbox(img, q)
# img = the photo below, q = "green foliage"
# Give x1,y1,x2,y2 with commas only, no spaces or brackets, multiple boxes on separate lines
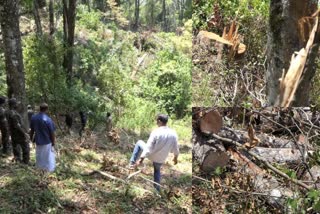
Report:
77,5,103,30
287,190,320,213
117,96,159,131
21,7,191,131
193,0,269,32
137,48,191,118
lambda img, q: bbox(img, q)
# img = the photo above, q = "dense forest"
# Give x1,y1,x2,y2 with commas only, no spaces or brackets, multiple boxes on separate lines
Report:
0,0,192,212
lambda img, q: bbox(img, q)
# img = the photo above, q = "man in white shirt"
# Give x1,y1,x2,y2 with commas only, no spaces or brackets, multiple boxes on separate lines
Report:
129,114,179,191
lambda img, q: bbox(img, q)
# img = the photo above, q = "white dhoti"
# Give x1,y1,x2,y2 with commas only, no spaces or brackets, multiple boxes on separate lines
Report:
36,143,56,172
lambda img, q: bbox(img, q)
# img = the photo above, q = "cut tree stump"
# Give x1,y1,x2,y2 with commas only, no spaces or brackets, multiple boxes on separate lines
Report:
199,110,223,135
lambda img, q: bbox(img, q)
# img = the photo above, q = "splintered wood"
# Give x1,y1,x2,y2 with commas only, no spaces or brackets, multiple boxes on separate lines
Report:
279,14,319,107
197,21,246,59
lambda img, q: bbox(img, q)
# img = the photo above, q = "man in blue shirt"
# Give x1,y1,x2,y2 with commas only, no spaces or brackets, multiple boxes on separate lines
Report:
30,103,56,172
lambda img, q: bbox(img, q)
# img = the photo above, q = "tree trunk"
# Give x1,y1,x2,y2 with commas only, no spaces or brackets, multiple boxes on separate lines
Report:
49,0,54,36
134,0,140,31
37,0,46,8
33,0,43,37
0,0,28,130
63,0,77,86
150,0,155,28
162,0,167,32
266,0,318,106
179,0,184,26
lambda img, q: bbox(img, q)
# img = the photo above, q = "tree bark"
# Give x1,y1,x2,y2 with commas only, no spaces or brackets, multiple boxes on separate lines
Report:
0,0,28,130
63,0,77,86
193,130,229,172
266,0,318,106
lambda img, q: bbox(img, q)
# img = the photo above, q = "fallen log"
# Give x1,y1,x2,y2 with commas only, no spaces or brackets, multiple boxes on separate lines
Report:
193,134,229,172
219,128,298,149
211,133,312,190
251,147,305,164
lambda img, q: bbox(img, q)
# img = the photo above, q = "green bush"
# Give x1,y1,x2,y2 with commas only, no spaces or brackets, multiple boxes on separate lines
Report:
137,48,191,118
77,5,103,31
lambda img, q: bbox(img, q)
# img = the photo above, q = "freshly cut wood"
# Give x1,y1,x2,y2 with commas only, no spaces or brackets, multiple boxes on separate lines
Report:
279,15,319,107
197,21,246,57
199,110,223,134
197,30,233,46
251,147,305,164
193,133,229,172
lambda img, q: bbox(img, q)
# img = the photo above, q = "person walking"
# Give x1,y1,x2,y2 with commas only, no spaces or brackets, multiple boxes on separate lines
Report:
30,103,56,172
129,114,179,192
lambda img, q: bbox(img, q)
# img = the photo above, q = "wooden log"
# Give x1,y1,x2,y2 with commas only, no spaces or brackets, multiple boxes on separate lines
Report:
251,147,305,164
212,133,312,190
199,110,223,134
193,130,229,172
219,128,299,149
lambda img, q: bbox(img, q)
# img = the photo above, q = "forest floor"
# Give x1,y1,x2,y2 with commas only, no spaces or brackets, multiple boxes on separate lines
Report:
0,122,192,213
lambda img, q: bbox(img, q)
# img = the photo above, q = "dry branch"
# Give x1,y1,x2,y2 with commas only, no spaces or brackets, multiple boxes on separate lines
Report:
82,170,126,183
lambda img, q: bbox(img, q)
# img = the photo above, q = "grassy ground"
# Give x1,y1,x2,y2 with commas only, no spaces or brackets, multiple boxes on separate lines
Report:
0,120,192,213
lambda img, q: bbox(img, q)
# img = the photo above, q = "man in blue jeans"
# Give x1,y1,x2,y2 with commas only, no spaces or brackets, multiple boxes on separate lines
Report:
129,114,179,191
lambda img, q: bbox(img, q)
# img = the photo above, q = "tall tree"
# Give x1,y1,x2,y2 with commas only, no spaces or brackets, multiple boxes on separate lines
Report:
62,0,77,86
162,0,167,31
266,0,319,106
178,0,184,25
134,0,140,30
148,0,155,28
0,0,28,129
49,0,55,36
33,0,43,37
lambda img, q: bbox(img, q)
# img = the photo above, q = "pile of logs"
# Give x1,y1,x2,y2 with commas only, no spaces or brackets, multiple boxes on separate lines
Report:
193,107,320,208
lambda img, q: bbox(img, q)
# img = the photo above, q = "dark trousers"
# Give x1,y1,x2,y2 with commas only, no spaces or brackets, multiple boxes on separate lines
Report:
12,137,30,164
130,140,163,191
0,126,9,154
